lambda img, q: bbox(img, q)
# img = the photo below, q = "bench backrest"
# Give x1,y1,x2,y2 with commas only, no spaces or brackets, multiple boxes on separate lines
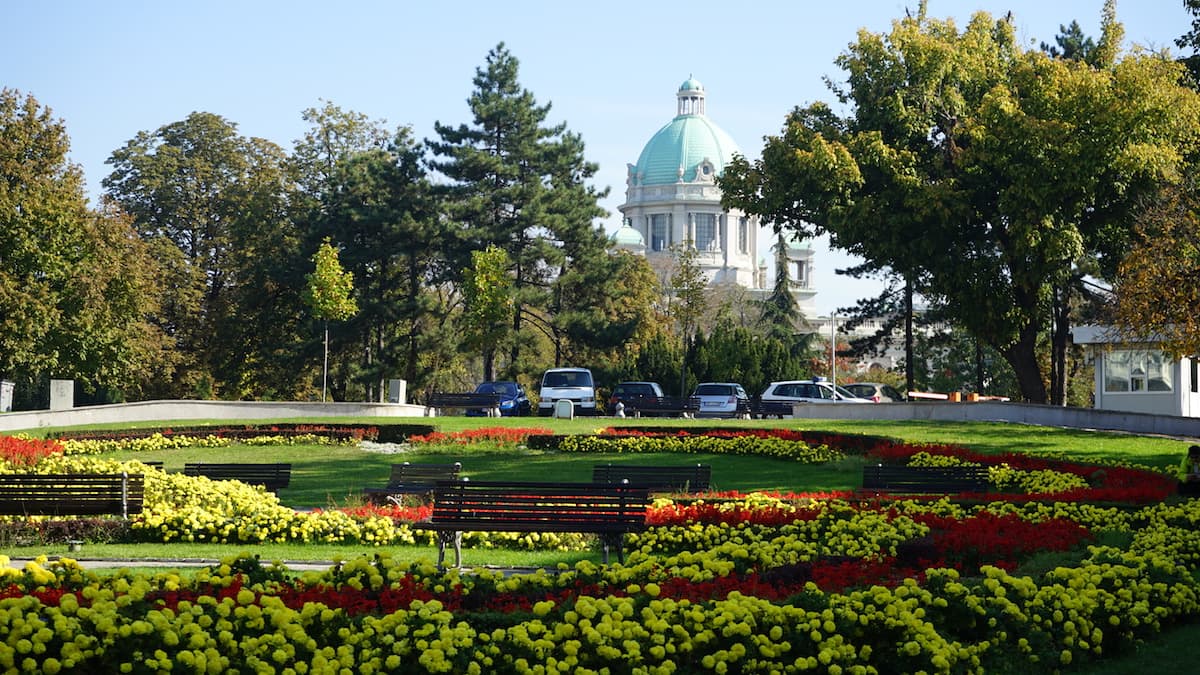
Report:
862,464,990,493
624,396,698,413
388,462,462,486
427,393,502,408
0,473,144,517
183,463,291,491
429,480,648,532
592,464,711,492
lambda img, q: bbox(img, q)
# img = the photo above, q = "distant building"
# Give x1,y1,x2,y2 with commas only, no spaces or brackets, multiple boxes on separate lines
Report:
609,77,922,375
612,77,816,314
1072,325,1200,418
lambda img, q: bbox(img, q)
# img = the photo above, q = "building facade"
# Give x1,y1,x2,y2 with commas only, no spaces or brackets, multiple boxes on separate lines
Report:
612,77,816,313
1072,325,1200,418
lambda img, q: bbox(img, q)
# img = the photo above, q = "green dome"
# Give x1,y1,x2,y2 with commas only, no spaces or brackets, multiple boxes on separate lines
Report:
633,116,740,186
611,223,645,247
632,78,741,187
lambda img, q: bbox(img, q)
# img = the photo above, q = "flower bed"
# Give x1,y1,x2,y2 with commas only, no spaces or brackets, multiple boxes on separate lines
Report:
47,423,436,445
2,427,1199,672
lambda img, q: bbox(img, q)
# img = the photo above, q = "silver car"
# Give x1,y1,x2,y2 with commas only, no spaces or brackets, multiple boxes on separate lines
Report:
691,382,750,418
842,382,906,403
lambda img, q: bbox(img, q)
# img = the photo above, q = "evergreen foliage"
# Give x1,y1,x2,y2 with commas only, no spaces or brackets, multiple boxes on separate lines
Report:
428,43,610,375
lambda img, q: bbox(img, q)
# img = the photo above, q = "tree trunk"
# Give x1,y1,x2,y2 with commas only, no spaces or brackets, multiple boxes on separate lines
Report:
678,333,689,398
904,280,914,394
1002,323,1049,403
1049,282,1072,406
510,301,522,369
405,258,420,386
974,338,985,394
483,349,495,383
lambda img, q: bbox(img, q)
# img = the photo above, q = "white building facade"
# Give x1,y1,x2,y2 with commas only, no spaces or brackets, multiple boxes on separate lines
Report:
612,77,816,313
1072,325,1200,418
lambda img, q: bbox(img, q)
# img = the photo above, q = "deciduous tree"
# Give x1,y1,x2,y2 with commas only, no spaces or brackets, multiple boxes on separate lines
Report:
104,112,293,398
304,237,358,401
1,89,166,401
461,245,513,382
1111,185,1200,359
721,3,1200,403
669,243,708,398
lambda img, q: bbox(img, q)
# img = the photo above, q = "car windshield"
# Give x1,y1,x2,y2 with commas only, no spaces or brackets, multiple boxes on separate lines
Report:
477,382,517,395
543,371,592,388
835,385,860,399
694,384,733,396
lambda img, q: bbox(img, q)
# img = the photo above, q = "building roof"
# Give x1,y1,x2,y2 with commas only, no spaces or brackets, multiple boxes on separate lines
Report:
631,78,741,186
611,223,645,247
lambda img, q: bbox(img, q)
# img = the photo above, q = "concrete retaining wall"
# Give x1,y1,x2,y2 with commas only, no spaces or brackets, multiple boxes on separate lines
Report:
0,400,430,433
790,401,1200,439
3,398,1199,440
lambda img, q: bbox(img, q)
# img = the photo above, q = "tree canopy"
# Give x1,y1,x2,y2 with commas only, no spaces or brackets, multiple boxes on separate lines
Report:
1,88,164,400
721,3,1200,403
1111,184,1200,358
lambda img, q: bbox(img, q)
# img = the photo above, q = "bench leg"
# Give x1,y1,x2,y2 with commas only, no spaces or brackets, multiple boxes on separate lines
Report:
435,530,463,569
599,533,625,565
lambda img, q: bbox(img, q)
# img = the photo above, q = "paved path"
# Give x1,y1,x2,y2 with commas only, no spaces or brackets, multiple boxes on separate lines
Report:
4,557,548,575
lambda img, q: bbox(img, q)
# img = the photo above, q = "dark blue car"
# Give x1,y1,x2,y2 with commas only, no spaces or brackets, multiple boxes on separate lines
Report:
465,381,532,417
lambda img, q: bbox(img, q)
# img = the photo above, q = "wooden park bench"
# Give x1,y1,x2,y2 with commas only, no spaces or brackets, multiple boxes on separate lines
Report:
592,463,711,493
414,480,649,568
183,462,292,494
860,464,991,495
426,392,503,417
0,473,144,518
362,461,463,505
748,399,795,419
620,395,700,418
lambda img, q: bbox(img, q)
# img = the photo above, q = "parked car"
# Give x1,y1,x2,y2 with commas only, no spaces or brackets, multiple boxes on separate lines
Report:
609,381,665,413
691,382,750,418
760,379,872,404
465,381,531,417
537,367,597,416
843,382,906,403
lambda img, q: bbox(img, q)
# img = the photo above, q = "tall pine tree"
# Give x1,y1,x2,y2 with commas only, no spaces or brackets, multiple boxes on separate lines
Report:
428,43,608,375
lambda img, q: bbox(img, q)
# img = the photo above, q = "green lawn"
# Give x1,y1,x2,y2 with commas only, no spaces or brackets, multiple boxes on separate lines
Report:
80,416,1188,511
7,415,1200,673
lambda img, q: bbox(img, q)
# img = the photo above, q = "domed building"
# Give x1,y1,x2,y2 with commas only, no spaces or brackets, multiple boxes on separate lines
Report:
615,77,815,312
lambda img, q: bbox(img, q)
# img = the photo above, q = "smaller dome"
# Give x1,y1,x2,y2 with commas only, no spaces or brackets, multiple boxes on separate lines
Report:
786,234,812,251
611,223,645,247
679,76,704,92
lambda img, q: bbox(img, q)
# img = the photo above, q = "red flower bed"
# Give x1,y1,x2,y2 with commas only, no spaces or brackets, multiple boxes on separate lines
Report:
0,436,64,466
408,427,554,445
46,424,379,442
602,427,1177,503
332,503,433,521
913,511,1092,569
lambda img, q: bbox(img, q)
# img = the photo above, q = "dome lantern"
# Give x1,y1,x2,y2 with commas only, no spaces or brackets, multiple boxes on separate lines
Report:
678,75,705,116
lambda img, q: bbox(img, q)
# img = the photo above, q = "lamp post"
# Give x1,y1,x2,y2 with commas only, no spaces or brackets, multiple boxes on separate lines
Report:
830,313,837,388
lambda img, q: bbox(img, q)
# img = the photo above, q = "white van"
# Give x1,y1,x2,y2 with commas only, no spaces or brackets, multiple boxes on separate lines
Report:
538,367,597,416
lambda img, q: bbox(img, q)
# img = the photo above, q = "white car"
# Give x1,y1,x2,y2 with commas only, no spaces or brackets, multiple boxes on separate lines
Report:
537,367,597,416
690,382,750,418
760,379,872,404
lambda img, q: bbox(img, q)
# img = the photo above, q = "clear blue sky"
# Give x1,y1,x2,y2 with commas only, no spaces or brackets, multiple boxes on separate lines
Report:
4,1,1191,316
